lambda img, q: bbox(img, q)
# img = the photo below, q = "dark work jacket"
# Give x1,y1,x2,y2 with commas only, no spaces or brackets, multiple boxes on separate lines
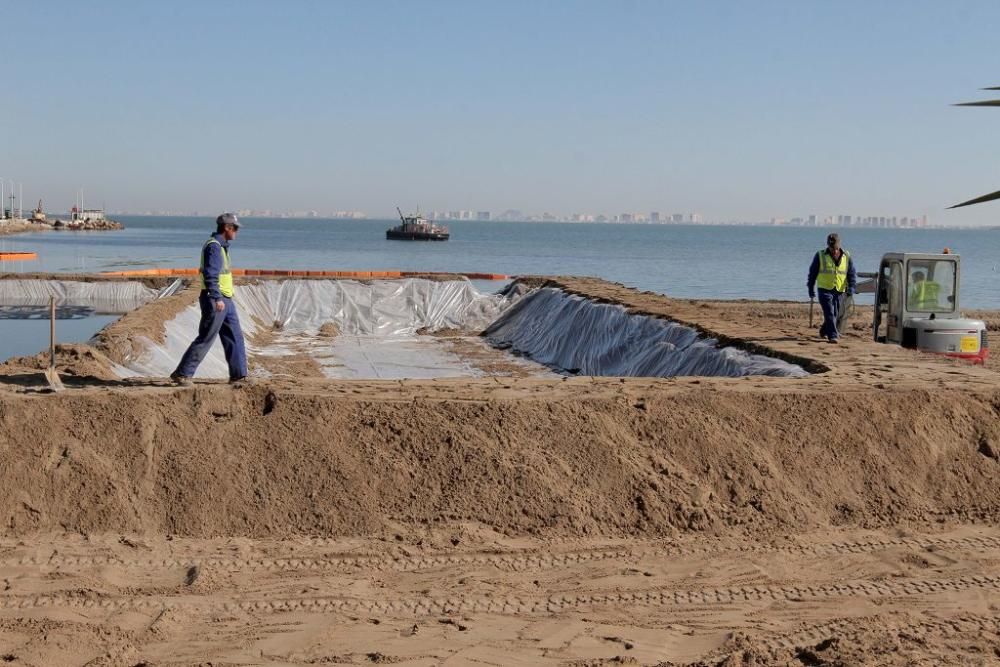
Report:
201,232,230,300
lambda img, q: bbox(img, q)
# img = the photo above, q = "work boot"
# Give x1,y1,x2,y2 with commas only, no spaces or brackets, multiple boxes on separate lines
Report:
170,373,193,387
229,376,252,389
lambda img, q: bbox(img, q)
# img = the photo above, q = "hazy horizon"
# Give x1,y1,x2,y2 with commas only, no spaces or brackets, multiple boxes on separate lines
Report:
5,1,1000,225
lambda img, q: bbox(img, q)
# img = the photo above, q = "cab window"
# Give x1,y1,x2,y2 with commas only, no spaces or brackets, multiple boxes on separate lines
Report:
906,259,956,313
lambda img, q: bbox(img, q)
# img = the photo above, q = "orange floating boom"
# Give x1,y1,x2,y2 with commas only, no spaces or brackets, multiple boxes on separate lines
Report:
100,268,510,280
0,251,38,261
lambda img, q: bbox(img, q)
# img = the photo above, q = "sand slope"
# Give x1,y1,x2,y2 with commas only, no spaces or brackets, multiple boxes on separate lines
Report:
1,381,999,538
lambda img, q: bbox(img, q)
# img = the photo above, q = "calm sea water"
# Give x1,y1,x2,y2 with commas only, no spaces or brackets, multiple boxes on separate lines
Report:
1,216,999,307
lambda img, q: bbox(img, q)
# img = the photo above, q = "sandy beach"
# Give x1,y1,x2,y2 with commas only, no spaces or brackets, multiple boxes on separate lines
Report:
0,276,998,665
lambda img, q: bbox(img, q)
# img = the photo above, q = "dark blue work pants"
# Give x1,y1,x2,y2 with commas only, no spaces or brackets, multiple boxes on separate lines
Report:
817,288,844,341
173,293,247,380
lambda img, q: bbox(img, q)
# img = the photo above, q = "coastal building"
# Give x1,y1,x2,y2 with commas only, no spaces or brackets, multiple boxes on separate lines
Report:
70,206,106,222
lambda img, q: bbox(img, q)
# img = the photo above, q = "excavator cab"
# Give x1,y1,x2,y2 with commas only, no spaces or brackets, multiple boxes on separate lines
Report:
872,253,987,363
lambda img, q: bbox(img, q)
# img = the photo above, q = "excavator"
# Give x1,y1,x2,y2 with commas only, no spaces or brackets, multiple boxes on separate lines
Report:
856,87,996,364
869,252,988,364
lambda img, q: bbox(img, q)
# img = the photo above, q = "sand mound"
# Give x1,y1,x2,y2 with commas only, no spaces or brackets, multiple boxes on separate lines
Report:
1,383,998,538
701,612,1000,666
93,287,198,364
0,344,124,382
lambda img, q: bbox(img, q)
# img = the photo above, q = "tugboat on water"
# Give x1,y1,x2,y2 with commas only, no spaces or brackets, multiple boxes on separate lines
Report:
386,207,449,241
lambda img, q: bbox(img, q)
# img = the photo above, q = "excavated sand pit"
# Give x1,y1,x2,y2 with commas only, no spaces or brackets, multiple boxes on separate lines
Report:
1,275,810,381
0,275,999,665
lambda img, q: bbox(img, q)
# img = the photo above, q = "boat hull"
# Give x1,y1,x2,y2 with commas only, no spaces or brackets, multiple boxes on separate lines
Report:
386,230,449,241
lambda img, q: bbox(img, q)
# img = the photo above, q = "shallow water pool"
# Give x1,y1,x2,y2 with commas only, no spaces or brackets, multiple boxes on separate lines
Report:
0,316,118,362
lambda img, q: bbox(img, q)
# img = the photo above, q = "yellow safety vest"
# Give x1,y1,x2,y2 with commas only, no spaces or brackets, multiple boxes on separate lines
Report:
908,280,940,310
816,249,849,292
199,238,234,298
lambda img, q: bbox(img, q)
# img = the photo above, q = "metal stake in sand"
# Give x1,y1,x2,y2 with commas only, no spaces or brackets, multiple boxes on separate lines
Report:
45,296,64,391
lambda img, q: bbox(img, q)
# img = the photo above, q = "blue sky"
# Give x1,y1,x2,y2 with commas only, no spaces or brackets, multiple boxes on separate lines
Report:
4,1,1000,224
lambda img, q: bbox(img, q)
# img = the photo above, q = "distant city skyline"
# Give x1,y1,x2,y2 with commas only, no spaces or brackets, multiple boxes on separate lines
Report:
97,205,941,229
5,2,1000,225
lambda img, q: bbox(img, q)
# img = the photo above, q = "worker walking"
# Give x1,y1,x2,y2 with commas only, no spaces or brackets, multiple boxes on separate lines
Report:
807,233,857,343
171,213,248,385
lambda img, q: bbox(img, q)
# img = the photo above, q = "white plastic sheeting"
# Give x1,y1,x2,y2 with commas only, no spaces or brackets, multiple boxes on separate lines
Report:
0,280,158,313
484,287,809,378
236,278,506,336
315,337,487,380
122,279,517,379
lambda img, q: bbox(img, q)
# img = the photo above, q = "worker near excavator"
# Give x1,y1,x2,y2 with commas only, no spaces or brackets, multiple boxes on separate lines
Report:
170,213,248,386
807,233,857,343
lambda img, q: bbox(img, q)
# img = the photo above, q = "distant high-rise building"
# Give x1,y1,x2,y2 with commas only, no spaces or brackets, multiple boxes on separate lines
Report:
650,211,660,222
619,213,633,223
688,213,702,223
807,214,818,226
670,213,684,223
476,211,490,221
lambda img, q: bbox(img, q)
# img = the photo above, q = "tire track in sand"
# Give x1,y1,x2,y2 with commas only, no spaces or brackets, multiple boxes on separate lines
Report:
1,532,997,574
1,574,998,617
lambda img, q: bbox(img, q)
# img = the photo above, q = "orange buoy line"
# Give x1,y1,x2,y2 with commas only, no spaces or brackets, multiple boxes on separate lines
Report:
99,268,511,280
0,251,38,261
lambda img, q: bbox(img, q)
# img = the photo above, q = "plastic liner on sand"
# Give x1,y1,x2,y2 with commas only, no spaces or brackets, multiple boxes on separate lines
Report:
485,287,808,377
123,278,515,378
0,279,158,313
